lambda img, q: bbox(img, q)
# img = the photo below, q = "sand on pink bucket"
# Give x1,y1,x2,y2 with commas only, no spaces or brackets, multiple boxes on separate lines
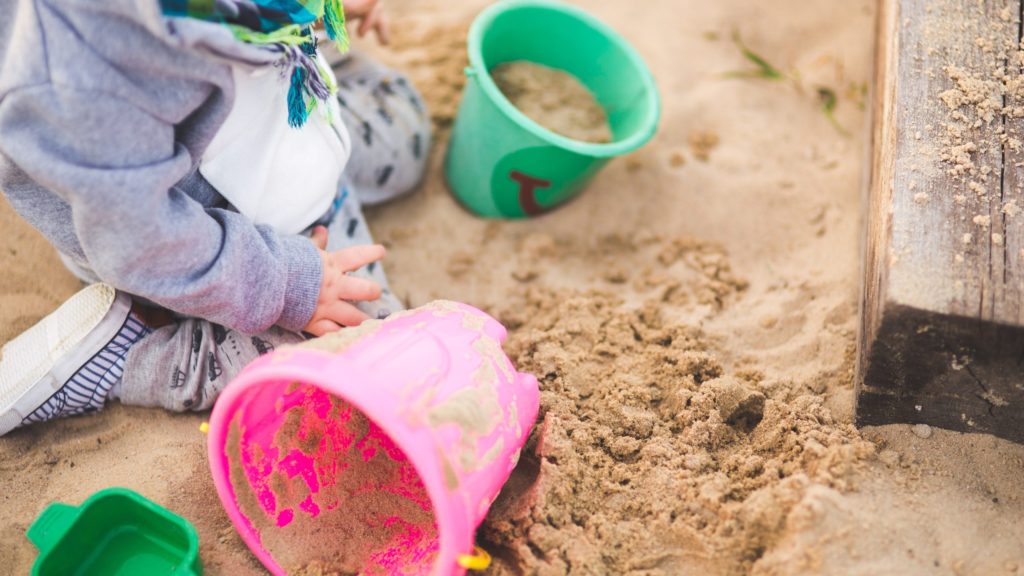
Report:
226,381,439,576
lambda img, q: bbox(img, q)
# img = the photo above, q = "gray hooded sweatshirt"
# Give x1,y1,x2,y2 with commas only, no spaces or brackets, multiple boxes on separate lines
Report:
0,0,322,334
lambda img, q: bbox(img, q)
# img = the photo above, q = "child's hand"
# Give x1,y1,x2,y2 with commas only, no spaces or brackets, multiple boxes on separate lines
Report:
303,226,385,336
343,0,389,45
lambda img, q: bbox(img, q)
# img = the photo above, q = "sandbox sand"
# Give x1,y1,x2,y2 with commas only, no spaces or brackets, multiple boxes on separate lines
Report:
491,61,612,143
2,1,1024,574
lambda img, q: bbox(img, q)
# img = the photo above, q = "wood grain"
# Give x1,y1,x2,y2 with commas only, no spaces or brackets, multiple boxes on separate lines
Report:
858,0,1024,441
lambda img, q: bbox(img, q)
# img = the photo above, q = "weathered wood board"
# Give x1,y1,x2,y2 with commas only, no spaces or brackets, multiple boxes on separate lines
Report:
858,0,1024,441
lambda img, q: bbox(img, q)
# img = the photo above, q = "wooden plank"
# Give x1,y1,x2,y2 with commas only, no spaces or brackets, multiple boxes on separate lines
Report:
857,0,1024,441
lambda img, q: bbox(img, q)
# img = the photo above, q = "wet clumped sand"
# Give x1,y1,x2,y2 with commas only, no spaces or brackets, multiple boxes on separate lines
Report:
491,61,613,144
227,385,437,576
479,291,874,574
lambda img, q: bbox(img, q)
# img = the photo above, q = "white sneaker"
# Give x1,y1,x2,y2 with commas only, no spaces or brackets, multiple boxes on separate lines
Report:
0,284,148,435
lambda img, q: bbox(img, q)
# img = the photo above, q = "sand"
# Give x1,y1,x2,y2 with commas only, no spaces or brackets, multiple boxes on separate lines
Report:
491,61,612,143
2,0,1024,574
479,291,873,574
226,385,436,575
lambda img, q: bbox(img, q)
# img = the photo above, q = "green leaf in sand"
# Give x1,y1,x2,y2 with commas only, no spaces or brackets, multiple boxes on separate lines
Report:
817,86,849,136
724,31,786,80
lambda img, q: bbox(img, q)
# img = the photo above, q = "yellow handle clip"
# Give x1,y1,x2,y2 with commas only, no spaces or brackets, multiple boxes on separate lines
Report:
457,546,492,571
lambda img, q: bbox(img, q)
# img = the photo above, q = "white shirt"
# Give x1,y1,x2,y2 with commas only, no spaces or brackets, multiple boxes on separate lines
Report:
200,56,351,235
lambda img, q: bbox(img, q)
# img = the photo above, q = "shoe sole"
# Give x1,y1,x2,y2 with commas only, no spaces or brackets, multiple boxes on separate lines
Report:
0,284,131,435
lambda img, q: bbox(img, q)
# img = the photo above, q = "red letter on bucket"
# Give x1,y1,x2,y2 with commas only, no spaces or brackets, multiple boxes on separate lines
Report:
509,171,551,216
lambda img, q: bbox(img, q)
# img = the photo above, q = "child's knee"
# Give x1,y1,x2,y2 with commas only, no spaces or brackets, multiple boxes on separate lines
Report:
377,126,431,201
354,76,433,205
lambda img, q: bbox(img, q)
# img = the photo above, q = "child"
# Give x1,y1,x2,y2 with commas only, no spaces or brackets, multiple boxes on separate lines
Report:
0,0,430,435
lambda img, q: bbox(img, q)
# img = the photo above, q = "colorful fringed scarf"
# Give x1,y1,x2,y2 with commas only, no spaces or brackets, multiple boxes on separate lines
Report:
160,0,349,127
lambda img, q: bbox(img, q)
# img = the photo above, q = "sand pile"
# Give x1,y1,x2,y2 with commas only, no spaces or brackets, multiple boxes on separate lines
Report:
479,290,873,575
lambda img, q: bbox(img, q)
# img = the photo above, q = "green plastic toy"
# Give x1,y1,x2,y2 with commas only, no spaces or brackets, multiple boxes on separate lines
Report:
445,0,660,219
27,487,202,576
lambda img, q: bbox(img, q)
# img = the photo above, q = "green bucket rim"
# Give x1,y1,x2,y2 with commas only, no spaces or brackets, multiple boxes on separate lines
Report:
467,0,661,159
28,487,202,576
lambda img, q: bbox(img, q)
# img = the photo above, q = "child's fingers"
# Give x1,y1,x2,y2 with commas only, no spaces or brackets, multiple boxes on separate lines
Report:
337,275,382,302
356,10,371,37
323,299,371,327
330,244,387,272
374,13,390,45
340,0,375,18
358,4,381,38
310,226,329,250
306,318,343,336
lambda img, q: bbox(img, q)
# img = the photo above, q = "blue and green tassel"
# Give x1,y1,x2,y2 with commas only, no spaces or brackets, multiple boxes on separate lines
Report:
160,0,351,128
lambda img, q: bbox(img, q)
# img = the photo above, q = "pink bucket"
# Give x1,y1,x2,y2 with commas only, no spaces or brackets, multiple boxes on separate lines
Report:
206,301,539,575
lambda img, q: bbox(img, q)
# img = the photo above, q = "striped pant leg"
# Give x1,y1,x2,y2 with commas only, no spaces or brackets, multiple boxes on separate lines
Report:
21,313,150,425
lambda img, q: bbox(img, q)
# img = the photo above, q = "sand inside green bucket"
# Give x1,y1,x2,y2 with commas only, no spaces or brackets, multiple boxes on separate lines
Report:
491,61,613,144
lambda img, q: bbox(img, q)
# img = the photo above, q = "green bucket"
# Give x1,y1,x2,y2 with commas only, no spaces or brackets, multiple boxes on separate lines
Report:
27,488,202,576
444,0,661,219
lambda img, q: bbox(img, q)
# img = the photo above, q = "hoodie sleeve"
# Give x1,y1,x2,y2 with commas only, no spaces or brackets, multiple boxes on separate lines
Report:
0,83,321,334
